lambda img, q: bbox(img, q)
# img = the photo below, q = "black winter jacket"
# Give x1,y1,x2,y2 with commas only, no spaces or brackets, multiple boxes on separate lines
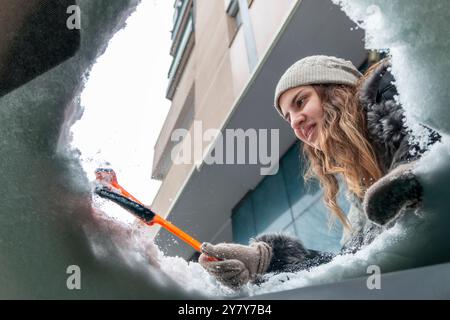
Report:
256,61,441,274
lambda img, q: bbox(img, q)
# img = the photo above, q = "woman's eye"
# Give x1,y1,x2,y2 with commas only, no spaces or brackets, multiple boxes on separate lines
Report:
296,99,304,107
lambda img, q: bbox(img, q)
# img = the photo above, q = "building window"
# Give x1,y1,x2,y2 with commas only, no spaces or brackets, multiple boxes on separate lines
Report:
231,143,350,253
166,0,195,100
225,0,243,45
171,0,192,44
225,0,258,70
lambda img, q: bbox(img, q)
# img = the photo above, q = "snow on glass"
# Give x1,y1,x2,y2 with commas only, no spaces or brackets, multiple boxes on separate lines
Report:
72,0,450,298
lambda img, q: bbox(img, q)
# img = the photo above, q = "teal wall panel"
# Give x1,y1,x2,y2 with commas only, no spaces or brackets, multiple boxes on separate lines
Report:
231,142,350,254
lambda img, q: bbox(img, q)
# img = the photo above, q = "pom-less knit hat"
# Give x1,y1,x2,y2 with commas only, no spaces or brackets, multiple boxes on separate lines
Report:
273,55,362,116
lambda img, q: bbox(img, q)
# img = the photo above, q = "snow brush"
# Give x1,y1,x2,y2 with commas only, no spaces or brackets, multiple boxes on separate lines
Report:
93,168,217,260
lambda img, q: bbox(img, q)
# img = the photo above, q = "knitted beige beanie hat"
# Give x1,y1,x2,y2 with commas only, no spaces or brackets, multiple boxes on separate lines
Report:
273,55,362,116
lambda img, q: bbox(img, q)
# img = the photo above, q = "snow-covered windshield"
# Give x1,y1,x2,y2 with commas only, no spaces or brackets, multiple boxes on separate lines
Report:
1,0,449,299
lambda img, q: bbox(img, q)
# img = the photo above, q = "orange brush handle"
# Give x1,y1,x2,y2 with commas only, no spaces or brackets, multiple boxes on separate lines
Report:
119,186,217,261
110,181,142,204
150,215,202,252
95,168,218,261
110,183,202,251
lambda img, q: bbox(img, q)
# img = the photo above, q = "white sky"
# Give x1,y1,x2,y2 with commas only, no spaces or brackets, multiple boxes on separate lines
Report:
71,0,174,221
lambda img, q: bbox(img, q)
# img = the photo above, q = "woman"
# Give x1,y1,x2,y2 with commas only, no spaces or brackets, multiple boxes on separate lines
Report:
199,55,441,289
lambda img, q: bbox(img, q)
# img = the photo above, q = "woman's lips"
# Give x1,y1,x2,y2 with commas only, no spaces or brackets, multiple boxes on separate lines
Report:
305,124,316,142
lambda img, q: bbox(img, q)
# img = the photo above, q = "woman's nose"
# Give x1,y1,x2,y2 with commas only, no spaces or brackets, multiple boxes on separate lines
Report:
290,114,304,130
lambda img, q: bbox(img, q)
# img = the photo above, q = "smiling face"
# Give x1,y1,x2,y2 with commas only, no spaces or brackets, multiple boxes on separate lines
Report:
278,85,324,149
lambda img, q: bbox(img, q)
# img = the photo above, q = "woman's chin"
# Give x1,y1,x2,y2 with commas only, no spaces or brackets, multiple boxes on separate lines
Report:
299,139,320,150
308,136,320,149
295,133,320,149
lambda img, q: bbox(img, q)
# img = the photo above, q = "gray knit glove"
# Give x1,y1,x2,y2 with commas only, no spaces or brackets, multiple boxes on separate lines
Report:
363,161,423,226
199,241,273,289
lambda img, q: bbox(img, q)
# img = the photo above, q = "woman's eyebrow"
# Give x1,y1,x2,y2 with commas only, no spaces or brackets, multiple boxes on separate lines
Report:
291,89,304,107
282,89,306,118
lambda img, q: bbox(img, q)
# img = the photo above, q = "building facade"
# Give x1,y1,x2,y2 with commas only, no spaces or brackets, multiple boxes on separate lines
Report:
151,0,371,260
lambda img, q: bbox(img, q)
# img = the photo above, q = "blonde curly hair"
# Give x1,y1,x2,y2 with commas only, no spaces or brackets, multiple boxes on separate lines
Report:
302,60,389,231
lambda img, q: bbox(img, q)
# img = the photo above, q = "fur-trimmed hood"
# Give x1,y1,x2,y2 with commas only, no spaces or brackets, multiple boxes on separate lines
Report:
359,61,441,173
339,60,441,253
